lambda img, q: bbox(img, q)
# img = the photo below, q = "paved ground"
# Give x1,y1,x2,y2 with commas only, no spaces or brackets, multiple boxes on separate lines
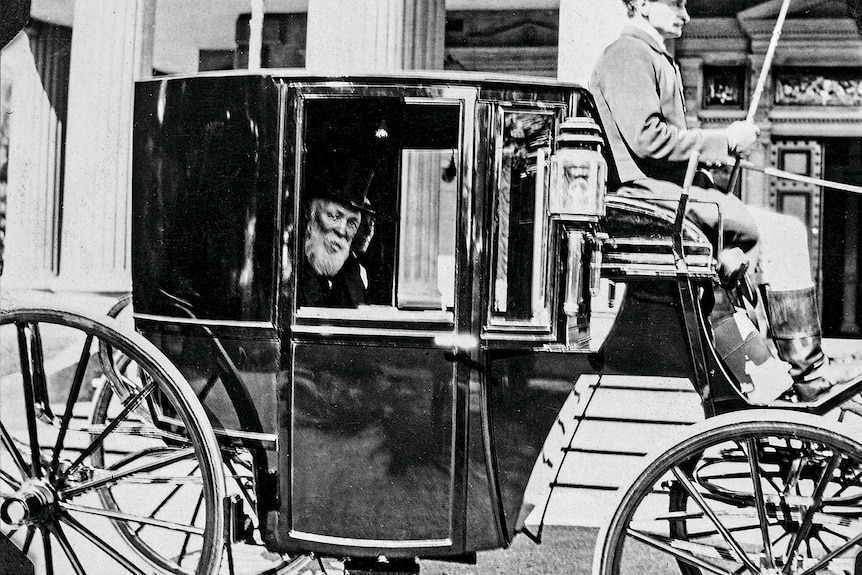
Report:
421,527,598,575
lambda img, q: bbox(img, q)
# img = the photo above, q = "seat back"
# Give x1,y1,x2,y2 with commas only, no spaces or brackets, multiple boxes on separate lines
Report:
601,195,715,279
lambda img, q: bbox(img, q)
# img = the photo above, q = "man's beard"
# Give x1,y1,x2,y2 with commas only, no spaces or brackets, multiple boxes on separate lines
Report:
305,220,350,278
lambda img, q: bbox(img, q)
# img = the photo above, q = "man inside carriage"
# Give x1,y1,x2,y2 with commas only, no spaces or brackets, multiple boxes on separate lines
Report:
589,0,862,402
298,158,377,309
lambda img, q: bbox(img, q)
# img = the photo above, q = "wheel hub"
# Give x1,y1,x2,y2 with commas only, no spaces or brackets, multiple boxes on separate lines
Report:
0,479,58,526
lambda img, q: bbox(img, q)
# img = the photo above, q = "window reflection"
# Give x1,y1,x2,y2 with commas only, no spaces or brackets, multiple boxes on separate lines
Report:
397,148,458,310
298,98,460,312
493,110,555,322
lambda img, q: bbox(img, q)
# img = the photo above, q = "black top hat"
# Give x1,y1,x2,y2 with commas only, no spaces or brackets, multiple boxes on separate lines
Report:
306,154,377,216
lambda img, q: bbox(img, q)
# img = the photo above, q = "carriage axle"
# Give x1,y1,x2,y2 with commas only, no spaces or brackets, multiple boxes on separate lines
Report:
0,479,57,526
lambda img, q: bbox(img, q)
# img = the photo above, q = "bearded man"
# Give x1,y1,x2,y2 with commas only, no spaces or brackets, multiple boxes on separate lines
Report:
299,196,367,308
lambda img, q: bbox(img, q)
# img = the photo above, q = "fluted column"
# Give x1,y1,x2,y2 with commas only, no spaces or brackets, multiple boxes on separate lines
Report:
57,0,155,291
3,24,71,289
398,151,444,308
557,0,626,85
306,0,444,72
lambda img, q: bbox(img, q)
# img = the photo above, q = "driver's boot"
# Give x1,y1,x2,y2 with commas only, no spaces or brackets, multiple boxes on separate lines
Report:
764,286,862,401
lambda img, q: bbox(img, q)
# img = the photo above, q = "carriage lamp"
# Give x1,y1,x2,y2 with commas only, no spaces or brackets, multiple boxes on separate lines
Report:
548,117,607,217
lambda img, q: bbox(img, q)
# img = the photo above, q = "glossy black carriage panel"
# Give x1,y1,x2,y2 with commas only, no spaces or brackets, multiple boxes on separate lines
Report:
136,321,280,439
132,76,281,322
279,84,474,556
126,72,734,562
287,343,455,542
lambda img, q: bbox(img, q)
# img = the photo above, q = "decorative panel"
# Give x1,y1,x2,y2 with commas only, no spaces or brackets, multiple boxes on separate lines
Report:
703,65,746,109
774,68,862,106
769,139,823,285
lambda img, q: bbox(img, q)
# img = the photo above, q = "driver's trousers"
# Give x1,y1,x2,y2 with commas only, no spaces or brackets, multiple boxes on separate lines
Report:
615,178,814,291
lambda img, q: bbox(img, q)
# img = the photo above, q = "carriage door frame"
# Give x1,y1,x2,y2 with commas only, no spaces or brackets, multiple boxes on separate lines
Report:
769,139,824,294
479,99,569,539
282,84,480,555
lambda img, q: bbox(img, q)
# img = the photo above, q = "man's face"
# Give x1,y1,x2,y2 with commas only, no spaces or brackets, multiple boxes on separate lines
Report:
305,198,361,277
642,0,690,39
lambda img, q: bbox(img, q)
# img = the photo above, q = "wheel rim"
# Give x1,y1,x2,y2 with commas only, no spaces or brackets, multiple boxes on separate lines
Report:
597,413,862,575
0,308,226,575
92,380,293,575
94,296,297,575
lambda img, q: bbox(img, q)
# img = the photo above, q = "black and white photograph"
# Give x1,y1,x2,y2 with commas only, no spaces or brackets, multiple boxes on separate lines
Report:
2,1,862,574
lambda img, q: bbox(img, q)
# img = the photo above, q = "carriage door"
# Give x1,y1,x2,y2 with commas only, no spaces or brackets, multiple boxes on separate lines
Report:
284,89,476,553
769,139,823,290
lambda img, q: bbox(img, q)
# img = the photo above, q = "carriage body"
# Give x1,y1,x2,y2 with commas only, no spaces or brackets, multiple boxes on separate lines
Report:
129,71,723,561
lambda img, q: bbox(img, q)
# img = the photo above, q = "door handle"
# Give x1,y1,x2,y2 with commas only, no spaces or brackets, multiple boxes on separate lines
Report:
434,333,482,369
433,333,478,351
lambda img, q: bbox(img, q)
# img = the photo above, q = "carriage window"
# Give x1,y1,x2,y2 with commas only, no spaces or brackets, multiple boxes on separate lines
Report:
299,98,460,312
492,110,555,324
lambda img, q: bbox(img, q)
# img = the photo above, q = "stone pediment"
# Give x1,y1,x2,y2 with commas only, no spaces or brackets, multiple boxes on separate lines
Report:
446,10,558,47
734,0,862,63
739,0,853,19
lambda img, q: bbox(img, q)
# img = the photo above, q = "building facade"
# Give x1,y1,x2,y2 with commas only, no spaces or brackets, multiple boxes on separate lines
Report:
2,0,861,336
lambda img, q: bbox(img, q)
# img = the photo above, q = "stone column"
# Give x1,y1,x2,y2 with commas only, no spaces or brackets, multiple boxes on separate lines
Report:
398,150,446,308
3,24,71,289
57,0,155,291
557,0,627,85
306,0,444,72
307,0,446,308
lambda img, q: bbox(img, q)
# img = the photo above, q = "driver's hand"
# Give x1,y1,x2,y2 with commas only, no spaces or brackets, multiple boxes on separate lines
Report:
717,247,749,289
726,121,760,157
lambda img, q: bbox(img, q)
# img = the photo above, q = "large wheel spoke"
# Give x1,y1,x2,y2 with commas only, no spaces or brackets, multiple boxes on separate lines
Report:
134,464,201,536
795,530,862,575
60,501,206,536
60,512,148,575
18,324,43,479
0,420,31,478
682,522,764,539
22,525,35,555
61,446,196,498
0,467,22,490
782,451,842,572
41,526,54,575
49,521,87,575
745,438,775,569
626,528,734,575
50,334,94,478
179,491,206,563
672,466,761,573
58,380,157,482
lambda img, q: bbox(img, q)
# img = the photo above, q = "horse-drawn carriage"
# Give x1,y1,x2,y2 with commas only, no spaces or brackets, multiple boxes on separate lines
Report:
3,71,862,575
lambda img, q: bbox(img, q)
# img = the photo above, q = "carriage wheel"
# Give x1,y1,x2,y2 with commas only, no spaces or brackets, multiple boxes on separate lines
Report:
593,409,862,575
91,380,298,575
0,308,226,575
94,295,301,575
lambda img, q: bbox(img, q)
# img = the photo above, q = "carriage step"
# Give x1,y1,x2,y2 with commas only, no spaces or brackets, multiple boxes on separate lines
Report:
343,558,419,575
757,372,862,415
